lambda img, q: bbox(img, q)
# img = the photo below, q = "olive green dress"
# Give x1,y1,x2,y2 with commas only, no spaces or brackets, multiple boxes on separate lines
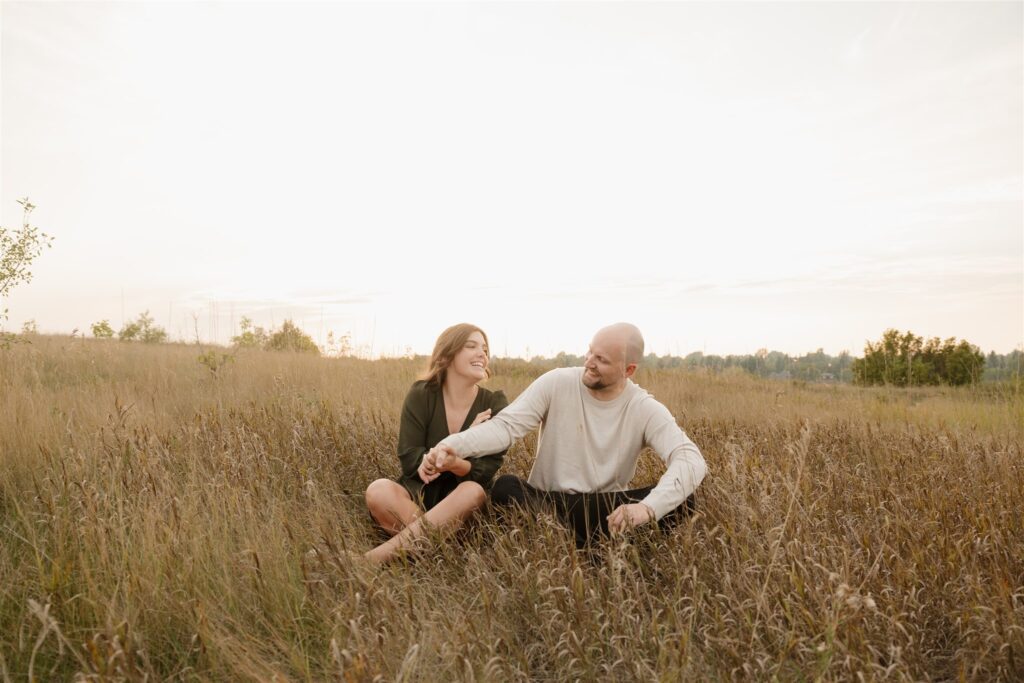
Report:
396,380,509,510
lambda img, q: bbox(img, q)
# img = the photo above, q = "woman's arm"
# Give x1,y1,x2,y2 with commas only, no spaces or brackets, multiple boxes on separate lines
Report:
396,385,431,479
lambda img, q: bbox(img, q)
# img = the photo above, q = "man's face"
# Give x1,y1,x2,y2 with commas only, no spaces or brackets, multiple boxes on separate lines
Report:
582,332,630,392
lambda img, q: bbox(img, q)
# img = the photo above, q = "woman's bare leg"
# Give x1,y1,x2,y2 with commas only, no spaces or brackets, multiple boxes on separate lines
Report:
365,479,421,535
366,481,486,564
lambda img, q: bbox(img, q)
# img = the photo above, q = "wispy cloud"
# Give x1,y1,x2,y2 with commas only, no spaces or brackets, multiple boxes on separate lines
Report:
921,176,1023,205
718,254,1022,299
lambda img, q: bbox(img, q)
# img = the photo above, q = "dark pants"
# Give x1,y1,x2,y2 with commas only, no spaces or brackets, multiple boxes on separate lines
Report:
490,474,695,548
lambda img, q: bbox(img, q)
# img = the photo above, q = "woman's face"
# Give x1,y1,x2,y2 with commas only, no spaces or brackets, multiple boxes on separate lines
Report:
448,331,489,384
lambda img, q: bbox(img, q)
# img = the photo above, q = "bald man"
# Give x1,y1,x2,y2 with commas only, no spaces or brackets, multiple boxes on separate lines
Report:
424,323,707,547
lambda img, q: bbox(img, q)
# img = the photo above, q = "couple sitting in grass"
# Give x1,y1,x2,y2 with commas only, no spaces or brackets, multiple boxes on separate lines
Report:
362,322,708,564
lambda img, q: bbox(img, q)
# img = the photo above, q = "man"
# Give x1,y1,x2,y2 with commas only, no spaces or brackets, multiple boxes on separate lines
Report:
423,323,707,547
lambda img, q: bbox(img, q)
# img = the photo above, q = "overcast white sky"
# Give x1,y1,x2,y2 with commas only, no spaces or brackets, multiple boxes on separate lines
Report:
2,1,1021,358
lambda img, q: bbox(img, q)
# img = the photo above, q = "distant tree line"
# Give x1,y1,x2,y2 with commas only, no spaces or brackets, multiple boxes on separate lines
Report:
508,332,1019,386
985,349,1024,382
72,317,1024,386
522,348,855,382
85,314,320,354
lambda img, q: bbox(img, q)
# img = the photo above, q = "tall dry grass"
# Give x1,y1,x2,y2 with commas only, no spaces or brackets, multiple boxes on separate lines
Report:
1,336,1021,681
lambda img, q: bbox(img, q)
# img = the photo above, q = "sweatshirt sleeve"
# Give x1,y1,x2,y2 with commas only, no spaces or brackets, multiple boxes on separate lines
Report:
637,401,708,520
439,370,556,458
460,390,510,488
397,385,430,479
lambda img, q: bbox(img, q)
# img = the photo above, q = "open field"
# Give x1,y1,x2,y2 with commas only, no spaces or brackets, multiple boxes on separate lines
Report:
1,336,1022,681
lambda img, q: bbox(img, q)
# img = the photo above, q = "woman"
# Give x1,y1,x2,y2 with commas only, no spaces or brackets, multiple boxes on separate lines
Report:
363,323,508,563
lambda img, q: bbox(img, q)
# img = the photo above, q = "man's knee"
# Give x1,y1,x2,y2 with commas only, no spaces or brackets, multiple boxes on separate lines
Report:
490,474,529,507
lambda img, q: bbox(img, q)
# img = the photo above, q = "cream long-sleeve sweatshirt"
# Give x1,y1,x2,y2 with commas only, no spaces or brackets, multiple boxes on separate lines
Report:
438,367,707,520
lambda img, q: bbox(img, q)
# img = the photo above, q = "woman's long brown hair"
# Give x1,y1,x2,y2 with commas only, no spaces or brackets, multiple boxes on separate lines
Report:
420,323,491,388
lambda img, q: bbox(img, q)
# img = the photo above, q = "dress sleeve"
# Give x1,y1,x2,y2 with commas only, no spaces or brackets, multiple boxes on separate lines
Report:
397,385,430,479
459,390,510,488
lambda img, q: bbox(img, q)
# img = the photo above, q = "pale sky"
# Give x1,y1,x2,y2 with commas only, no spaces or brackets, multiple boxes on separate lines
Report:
2,1,1021,358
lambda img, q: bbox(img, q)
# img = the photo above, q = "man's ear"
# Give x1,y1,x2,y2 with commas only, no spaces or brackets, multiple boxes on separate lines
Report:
624,363,638,378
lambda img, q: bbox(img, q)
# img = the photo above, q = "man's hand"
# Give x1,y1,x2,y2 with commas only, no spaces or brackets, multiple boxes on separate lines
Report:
432,444,460,472
418,445,468,482
607,503,655,535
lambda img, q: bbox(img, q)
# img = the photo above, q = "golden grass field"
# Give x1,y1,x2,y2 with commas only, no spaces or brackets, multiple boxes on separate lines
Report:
1,336,1022,681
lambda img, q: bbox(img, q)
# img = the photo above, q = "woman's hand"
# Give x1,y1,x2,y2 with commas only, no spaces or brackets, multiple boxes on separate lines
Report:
470,408,492,427
418,450,440,483
419,445,471,481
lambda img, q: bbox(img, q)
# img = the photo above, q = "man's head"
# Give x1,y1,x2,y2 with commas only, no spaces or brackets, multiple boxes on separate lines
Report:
582,323,644,397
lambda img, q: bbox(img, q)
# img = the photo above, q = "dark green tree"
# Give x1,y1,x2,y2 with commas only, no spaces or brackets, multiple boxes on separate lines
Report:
945,340,985,385
853,329,984,386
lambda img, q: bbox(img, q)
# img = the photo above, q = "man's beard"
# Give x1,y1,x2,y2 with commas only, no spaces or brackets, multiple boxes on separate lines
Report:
582,374,608,390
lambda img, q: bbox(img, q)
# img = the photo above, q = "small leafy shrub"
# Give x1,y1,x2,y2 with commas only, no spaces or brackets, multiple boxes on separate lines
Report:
231,316,269,349
119,311,168,344
91,320,114,338
266,320,319,354
1,198,53,349
197,349,234,377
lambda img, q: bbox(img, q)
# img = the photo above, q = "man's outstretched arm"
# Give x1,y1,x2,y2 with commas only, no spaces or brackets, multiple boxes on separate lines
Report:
434,369,557,460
